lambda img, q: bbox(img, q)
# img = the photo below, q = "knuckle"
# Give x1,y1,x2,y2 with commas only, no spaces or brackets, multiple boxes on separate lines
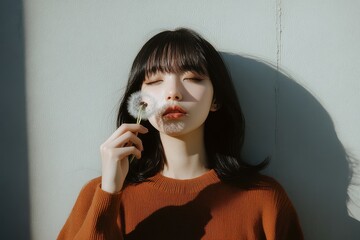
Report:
100,144,107,151
125,131,135,139
121,123,133,130
121,123,129,128
118,123,128,132
123,131,131,139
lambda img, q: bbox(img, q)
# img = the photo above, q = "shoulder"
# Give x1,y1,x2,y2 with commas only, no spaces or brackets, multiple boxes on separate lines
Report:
75,176,102,201
70,176,125,211
254,175,304,238
82,176,102,191
249,174,299,216
254,174,292,201
257,174,287,192
61,176,104,225
226,173,287,194
227,174,293,208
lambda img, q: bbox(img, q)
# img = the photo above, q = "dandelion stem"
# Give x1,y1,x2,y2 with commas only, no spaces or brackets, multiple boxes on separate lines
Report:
129,102,147,163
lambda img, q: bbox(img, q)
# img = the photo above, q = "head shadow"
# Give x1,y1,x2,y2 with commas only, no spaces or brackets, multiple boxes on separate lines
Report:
221,52,360,239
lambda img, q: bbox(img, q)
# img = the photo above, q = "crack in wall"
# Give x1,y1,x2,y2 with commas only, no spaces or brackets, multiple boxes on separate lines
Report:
274,0,282,157
276,0,282,69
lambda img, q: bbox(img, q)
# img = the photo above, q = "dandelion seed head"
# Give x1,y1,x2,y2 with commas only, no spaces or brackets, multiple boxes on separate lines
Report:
127,91,156,120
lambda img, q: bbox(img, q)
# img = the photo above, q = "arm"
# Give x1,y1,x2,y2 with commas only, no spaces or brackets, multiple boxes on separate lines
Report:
57,178,123,240
57,123,147,239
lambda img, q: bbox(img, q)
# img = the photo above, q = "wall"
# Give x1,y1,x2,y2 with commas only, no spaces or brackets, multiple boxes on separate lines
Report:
0,0,30,239
23,1,360,239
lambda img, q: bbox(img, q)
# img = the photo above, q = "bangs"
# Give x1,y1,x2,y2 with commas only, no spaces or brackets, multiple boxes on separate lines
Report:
144,37,208,77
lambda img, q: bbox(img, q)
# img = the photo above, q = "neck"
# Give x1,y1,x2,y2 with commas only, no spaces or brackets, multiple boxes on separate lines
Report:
159,126,209,179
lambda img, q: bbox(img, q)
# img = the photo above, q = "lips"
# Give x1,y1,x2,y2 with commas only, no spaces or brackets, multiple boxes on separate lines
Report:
162,106,187,119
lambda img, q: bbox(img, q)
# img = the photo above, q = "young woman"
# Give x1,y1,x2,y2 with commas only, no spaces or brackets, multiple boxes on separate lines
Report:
58,28,303,239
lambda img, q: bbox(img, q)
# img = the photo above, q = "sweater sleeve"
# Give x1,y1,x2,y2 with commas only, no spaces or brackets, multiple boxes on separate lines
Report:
57,177,123,240
262,179,304,240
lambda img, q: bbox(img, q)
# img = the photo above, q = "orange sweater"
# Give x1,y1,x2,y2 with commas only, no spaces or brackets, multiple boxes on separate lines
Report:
57,170,303,239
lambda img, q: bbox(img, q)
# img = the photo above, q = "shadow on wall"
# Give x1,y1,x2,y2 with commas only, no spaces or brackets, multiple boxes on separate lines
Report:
221,53,360,239
0,0,30,239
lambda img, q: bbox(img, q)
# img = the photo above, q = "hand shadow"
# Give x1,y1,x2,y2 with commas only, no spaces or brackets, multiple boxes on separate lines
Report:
125,181,247,240
125,182,237,240
221,52,360,239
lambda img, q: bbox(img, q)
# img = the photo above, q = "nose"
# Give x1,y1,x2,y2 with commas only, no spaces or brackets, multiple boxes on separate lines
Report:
165,78,183,101
166,90,182,101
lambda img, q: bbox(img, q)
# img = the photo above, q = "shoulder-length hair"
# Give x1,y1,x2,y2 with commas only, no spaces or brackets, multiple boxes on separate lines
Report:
117,28,268,185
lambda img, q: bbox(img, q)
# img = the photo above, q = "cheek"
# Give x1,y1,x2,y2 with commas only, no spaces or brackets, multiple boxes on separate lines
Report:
189,85,214,124
141,88,162,105
185,81,213,102
197,84,214,108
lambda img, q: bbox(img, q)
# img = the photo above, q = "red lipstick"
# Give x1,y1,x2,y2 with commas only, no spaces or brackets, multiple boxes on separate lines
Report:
162,106,187,119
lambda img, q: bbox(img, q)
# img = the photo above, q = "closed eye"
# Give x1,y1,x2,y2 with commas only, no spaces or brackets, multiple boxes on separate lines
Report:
144,80,163,85
184,77,203,82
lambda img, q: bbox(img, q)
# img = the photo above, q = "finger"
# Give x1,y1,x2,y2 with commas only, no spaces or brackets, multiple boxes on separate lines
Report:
116,146,142,160
107,124,148,143
109,131,143,150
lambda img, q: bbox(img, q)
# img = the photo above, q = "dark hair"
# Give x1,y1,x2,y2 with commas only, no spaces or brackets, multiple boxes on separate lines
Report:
117,28,269,185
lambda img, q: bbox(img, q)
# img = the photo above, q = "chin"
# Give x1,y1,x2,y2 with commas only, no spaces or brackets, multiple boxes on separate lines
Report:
159,121,186,136
150,117,205,137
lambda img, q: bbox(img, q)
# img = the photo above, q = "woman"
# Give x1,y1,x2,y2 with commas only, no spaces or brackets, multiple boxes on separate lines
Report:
58,28,303,239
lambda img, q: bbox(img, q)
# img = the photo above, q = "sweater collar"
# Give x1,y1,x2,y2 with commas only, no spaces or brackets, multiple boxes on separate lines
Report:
147,169,220,194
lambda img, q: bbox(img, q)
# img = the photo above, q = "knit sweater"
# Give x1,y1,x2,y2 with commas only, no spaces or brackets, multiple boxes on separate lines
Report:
57,169,303,239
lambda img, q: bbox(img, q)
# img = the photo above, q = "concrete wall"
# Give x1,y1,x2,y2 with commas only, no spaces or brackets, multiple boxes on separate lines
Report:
0,0,30,239
23,1,360,239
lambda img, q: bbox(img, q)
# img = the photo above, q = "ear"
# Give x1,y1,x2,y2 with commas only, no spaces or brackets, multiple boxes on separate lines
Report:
210,98,220,112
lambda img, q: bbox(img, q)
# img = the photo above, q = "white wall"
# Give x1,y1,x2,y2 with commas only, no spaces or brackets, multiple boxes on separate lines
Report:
24,1,360,239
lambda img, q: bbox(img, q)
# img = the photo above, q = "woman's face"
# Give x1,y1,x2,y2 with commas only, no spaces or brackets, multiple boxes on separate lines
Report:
141,70,214,136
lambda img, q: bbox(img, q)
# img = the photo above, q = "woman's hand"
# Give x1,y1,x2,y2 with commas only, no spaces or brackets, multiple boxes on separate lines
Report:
100,124,148,193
